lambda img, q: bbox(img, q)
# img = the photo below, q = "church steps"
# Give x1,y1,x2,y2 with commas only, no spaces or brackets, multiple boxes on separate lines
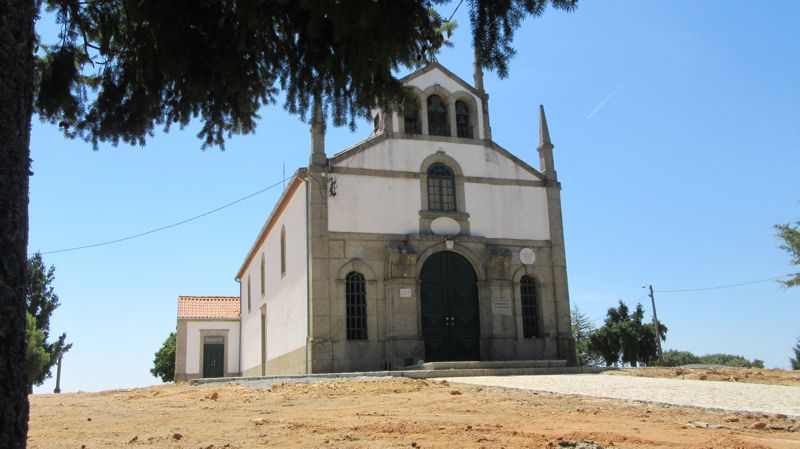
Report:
189,365,610,386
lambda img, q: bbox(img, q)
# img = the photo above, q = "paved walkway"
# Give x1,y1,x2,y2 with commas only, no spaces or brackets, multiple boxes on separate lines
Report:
446,374,800,417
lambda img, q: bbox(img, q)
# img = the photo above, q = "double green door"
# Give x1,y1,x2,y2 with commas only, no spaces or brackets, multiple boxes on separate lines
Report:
203,338,224,378
420,251,480,362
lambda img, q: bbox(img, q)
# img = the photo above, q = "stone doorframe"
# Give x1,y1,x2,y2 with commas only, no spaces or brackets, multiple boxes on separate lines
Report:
198,329,231,378
414,242,489,361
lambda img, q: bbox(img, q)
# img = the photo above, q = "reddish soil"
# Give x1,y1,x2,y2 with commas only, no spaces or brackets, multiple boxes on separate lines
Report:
28,376,800,449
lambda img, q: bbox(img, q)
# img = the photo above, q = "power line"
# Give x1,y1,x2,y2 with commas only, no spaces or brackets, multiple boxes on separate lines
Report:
32,175,295,256
447,0,465,22
654,274,794,293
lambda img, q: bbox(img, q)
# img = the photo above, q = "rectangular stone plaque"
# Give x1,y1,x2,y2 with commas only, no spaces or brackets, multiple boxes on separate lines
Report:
399,288,412,298
492,298,512,315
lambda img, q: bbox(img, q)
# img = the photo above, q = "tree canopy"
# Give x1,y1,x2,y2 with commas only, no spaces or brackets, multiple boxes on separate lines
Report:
150,332,176,383
775,221,799,288
656,350,764,368
24,313,50,392
26,253,71,387
586,300,667,367
36,0,577,149
570,305,602,367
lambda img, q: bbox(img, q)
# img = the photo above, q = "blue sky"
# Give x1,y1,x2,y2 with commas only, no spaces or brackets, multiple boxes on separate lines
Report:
30,1,799,392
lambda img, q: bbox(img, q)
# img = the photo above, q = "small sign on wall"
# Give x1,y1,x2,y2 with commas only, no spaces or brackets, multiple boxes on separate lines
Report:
399,288,412,298
492,298,513,315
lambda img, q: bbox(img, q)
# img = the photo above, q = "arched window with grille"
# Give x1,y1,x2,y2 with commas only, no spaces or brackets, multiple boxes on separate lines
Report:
455,100,472,138
345,272,367,340
427,95,449,136
404,97,420,134
427,163,456,212
520,276,539,338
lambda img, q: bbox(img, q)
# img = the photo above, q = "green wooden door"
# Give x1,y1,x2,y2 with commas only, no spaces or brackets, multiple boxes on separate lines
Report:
203,338,225,378
420,251,480,361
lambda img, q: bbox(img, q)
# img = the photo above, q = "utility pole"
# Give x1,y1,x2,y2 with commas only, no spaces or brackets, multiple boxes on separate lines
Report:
53,353,63,394
644,285,663,359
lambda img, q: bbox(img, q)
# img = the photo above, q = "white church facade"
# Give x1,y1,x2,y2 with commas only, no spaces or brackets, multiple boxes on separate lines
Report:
175,63,576,381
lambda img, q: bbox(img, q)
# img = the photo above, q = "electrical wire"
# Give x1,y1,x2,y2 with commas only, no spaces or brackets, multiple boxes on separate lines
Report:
654,274,795,293
447,0,465,22
32,175,295,256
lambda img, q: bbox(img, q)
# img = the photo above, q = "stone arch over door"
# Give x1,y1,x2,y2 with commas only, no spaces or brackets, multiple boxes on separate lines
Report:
419,251,481,362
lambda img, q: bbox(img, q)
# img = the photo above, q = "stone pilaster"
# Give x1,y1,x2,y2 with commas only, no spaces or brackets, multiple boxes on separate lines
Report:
306,164,332,373
545,185,576,365
306,99,333,373
538,105,575,364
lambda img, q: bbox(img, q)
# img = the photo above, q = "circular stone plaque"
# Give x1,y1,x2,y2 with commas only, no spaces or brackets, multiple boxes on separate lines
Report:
430,216,461,236
519,248,536,265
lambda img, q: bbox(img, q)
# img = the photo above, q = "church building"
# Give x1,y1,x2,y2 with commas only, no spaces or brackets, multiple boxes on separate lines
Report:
174,63,576,381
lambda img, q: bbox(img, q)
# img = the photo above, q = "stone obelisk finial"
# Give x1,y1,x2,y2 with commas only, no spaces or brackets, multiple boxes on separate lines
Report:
473,48,492,140
309,100,326,167
537,105,557,181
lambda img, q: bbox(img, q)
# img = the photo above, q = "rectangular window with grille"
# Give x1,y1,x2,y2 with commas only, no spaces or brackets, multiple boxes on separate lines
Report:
427,164,456,212
346,272,367,340
521,277,539,338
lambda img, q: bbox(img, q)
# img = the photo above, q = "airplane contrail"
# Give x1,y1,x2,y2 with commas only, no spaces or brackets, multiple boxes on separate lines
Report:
586,73,635,120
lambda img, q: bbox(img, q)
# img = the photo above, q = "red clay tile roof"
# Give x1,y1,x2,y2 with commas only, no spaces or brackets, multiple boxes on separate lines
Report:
178,296,240,319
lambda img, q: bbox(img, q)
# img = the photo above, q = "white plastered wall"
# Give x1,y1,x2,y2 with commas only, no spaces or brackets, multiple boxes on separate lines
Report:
329,139,550,240
339,139,538,181
328,174,420,235
239,183,308,374
464,183,550,240
185,321,240,375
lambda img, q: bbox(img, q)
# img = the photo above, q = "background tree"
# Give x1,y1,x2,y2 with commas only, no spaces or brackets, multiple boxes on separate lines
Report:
2,1,578,446
24,313,50,393
586,300,667,367
26,253,71,387
791,338,800,370
656,350,763,368
696,353,763,368
655,350,700,367
571,306,602,366
150,332,176,383
775,221,799,288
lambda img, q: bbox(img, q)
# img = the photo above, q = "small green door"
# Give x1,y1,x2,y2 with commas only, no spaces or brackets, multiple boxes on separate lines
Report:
421,251,480,361
202,336,225,378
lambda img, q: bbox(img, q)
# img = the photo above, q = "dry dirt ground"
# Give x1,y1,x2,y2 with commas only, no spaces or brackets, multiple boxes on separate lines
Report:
607,367,800,387
29,370,800,449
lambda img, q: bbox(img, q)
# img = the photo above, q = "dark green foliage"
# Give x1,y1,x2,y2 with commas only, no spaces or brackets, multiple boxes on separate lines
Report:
150,332,176,383
656,350,764,368
695,354,764,368
655,350,700,367
571,305,602,366
35,0,578,149
470,0,577,77
775,221,799,288
24,312,50,390
25,253,71,387
791,338,800,370
586,300,667,367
